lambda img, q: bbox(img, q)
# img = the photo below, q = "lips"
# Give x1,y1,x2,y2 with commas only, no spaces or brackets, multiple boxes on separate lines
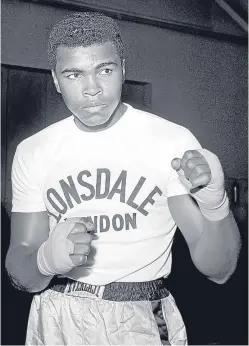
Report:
83,103,106,109
82,104,107,115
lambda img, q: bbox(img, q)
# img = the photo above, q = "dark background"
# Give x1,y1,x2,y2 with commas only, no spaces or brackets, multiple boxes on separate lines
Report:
1,0,248,344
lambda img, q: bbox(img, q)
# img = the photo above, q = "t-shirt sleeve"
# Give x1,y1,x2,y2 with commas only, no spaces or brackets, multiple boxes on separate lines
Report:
11,144,47,212
166,128,202,198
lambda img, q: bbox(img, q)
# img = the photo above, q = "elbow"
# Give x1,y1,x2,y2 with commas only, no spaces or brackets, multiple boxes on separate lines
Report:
5,268,29,292
5,268,41,293
208,275,230,285
194,254,239,285
5,250,30,292
5,251,13,279
5,246,52,293
207,261,238,285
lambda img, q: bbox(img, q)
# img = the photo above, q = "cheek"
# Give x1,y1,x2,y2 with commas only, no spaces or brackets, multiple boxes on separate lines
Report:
102,76,123,97
59,83,81,101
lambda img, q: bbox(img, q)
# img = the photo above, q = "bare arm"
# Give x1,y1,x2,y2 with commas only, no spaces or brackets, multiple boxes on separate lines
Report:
5,211,53,293
168,194,241,283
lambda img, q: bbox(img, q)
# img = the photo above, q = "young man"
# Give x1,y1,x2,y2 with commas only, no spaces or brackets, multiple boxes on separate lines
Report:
6,12,241,345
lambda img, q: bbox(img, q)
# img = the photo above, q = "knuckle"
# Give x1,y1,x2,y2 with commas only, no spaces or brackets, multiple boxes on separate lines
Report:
72,255,87,265
79,218,94,229
79,233,91,243
186,159,194,169
75,223,87,231
83,244,91,255
86,222,94,229
79,255,87,264
195,165,204,174
67,233,78,243
86,233,93,242
184,150,193,158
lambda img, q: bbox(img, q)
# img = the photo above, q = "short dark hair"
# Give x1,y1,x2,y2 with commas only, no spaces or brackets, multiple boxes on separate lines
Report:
48,12,124,69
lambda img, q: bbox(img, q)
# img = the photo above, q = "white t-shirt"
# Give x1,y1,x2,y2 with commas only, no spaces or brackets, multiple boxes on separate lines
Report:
12,103,202,285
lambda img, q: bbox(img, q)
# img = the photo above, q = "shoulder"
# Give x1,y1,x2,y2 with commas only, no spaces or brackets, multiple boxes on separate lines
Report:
16,116,73,158
126,103,198,144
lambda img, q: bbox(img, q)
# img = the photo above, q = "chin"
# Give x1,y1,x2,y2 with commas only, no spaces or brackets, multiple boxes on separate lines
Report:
76,113,111,129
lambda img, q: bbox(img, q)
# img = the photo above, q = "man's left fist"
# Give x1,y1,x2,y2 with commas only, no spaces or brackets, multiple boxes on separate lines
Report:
171,149,224,192
171,150,211,189
171,149,229,221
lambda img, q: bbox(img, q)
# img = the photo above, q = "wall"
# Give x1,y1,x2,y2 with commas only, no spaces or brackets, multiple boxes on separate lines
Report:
2,0,248,178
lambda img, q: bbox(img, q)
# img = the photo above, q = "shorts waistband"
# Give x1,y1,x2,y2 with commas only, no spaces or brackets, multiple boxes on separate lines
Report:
48,277,170,301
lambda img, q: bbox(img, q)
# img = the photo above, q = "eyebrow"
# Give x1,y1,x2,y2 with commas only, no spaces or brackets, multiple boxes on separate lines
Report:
61,61,118,74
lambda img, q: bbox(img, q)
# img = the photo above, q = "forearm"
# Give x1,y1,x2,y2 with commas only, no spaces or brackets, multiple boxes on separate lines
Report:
5,245,53,293
190,210,241,283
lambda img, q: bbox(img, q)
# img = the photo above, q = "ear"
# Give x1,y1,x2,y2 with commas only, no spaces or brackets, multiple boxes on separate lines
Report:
52,70,61,94
122,59,126,84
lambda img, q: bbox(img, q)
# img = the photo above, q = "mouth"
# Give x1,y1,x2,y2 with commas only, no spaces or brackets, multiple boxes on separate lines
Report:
83,103,106,111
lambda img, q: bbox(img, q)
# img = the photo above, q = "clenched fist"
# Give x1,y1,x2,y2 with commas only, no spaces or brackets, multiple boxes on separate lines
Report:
171,149,212,190
37,218,95,276
171,148,229,221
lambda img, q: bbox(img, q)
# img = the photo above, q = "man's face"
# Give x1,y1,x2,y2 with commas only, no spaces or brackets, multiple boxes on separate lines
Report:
52,42,125,129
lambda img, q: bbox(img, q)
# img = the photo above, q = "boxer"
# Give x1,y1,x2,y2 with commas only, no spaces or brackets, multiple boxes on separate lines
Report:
6,12,241,345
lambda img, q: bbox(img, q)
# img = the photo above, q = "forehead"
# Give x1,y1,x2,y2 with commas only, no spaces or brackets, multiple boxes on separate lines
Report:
55,41,121,70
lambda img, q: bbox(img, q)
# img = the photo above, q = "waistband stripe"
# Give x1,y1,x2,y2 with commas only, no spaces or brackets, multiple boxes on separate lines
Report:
49,277,170,302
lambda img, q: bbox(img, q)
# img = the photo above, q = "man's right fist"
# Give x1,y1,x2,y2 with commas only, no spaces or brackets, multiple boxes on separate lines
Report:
37,218,94,276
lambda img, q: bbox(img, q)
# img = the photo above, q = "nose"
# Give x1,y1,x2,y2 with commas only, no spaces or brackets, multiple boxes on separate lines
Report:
83,75,102,97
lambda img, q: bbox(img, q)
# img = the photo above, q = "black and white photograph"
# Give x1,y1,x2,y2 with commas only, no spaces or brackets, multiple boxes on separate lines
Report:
1,0,248,345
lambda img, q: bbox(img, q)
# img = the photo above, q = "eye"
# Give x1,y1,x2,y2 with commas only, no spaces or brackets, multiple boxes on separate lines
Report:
67,73,83,80
99,68,113,76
